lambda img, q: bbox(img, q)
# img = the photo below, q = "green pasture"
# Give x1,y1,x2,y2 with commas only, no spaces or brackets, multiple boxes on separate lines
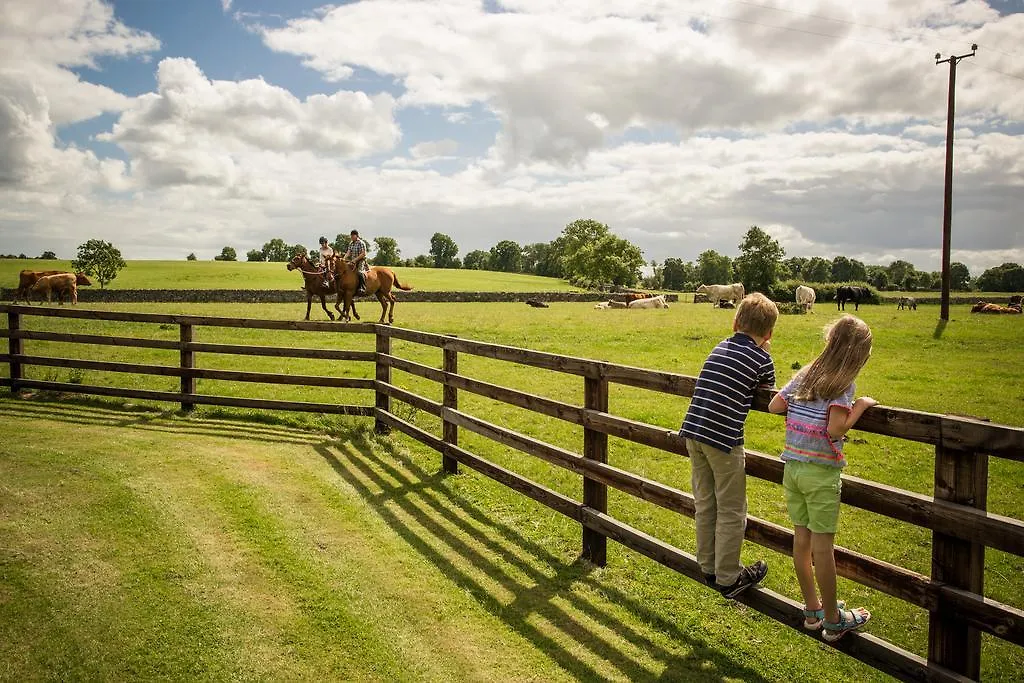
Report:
0,259,582,292
2,300,1023,681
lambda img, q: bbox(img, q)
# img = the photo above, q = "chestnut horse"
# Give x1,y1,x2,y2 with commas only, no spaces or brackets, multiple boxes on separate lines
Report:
336,257,413,324
287,253,343,320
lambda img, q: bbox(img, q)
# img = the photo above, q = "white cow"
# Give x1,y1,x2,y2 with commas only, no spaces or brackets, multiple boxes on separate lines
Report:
795,285,816,312
695,283,745,306
627,294,669,309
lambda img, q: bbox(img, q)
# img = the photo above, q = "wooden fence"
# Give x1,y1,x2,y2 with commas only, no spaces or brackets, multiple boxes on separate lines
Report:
2,304,1022,682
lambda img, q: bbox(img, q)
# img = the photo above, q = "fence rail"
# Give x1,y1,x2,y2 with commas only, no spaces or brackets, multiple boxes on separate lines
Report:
2,303,1021,682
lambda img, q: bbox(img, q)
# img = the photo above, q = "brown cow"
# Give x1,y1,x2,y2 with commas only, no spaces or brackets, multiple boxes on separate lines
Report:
14,270,91,304
971,301,1022,315
28,273,82,305
1010,295,1023,307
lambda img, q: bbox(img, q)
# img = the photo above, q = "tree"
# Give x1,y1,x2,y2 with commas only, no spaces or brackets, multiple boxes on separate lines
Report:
695,250,733,286
831,256,854,282
661,258,692,291
949,262,971,291
521,242,549,274
734,225,784,294
849,259,867,283
977,263,1024,292
214,246,237,261
888,260,915,288
489,240,523,273
39,251,57,260
643,260,665,290
261,238,291,262
412,254,433,268
783,257,807,280
371,237,401,266
291,244,308,259
463,250,490,270
186,253,197,261
533,242,564,278
865,265,889,290
429,232,460,269
804,257,831,283
71,239,126,289
246,249,266,262
567,233,645,288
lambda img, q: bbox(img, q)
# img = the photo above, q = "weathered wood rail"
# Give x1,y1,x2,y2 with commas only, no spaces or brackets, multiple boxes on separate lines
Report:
2,304,1021,682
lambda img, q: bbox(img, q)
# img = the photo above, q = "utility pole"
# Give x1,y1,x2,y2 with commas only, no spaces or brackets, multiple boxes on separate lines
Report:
935,44,976,322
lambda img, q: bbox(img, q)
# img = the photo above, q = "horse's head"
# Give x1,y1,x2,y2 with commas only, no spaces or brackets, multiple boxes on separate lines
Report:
287,253,307,271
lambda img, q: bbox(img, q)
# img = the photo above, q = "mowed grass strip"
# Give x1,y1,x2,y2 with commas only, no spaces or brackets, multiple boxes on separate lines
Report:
2,300,1023,679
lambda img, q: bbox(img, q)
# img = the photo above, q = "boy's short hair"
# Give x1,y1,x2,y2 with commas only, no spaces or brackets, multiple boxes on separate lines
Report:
734,292,778,338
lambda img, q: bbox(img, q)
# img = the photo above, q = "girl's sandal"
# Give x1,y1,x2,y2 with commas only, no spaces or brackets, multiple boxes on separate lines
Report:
802,600,845,631
821,607,871,642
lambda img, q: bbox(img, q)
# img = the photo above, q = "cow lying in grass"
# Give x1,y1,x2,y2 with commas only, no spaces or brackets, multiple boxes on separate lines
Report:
28,273,86,305
971,301,1022,314
627,294,669,309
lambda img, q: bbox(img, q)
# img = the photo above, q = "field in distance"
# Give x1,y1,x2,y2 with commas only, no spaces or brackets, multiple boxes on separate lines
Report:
0,259,584,292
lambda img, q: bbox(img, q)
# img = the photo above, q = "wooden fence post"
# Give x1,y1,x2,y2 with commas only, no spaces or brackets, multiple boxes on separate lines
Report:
180,323,195,412
928,442,988,679
582,374,609,566
375,328,391,435
442,337,459,474
7,311,21,394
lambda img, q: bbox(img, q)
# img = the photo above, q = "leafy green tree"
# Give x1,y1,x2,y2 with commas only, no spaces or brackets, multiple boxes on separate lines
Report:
186,253,197,261
412,254,433,268
522,242,553,274
292,245,308,258
371,237,401,266
661,258,692,291
246,249,265,262
865,265,889,290
71,239,126,289
261,238,291,262
695,250,733,286
804,257,831,283
849,259,867,283
643,260,664,290
533,242,564,278
463,250,489,270
949,262,971,291
734,225,784,294
977,263,1024,292
429,232,460,269
783,257,807,279
567,233,645,288
489,240,523,273
888,260,915,288
39,250,57,260
214,246,237,261
831,256,853,282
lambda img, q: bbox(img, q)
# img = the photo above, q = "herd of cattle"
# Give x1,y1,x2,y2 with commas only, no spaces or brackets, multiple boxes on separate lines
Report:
8,270,1023,316
11,270,92,305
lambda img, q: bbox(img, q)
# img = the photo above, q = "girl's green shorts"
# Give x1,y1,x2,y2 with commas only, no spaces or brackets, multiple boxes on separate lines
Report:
783,460,842,534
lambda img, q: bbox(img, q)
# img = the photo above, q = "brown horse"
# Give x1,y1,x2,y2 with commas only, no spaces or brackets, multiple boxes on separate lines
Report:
336,257,413,324
287,253,344,320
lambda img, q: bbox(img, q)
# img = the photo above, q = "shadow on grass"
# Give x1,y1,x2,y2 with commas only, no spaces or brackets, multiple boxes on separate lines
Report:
933,319,947,339
314,432,772,683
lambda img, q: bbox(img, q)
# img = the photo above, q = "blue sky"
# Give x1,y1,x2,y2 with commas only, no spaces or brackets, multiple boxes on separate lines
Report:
1,0,1022,274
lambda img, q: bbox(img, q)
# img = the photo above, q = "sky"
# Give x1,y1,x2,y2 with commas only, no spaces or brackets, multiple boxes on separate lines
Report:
1,0,1022,276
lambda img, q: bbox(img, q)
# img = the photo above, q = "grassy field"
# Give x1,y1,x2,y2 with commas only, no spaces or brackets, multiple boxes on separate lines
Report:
0,259,583,292
2,300,1023,681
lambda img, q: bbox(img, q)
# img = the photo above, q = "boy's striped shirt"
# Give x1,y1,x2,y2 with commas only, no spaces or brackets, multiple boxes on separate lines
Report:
680,333,775,452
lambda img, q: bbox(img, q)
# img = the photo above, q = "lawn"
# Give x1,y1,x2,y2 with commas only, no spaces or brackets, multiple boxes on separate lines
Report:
0,259,583,292
1,300,1022,681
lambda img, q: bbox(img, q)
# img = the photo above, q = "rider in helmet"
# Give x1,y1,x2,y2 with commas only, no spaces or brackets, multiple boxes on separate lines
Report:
318,236,336,289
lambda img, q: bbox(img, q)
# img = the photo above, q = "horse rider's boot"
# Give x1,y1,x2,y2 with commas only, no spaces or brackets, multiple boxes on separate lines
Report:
357,272,365,296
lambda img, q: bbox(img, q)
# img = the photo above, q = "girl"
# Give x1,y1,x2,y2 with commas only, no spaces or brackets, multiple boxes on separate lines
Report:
768,314,876,642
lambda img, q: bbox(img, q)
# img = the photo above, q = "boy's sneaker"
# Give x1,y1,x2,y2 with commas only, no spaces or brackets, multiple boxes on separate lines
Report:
717,561,768,599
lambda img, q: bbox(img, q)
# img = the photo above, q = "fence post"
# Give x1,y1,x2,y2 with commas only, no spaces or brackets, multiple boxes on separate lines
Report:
180,323,195,412
928,442,987,679
582,373,609,566
375,327,391,435
442,336,459,474
7,311,22,394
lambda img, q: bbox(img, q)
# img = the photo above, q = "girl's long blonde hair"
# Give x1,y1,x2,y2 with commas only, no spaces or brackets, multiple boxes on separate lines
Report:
793,315,873,401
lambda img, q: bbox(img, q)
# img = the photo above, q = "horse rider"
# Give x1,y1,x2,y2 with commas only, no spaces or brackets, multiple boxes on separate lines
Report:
343,229,369,295
318,236,336,289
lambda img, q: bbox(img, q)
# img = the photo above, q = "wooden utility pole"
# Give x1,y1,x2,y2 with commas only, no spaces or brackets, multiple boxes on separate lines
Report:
935,44,976,322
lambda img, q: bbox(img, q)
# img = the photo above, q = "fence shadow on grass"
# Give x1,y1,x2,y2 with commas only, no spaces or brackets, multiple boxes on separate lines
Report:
315,433,773,683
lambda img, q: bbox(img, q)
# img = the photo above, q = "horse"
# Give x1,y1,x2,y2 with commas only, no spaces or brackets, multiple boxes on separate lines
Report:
287,253,344,320
336,257,413,324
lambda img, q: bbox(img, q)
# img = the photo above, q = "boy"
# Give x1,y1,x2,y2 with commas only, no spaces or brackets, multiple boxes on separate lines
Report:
680,292,778,598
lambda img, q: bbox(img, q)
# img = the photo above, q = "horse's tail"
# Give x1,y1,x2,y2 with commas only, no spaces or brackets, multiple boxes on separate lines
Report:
393,272,413,291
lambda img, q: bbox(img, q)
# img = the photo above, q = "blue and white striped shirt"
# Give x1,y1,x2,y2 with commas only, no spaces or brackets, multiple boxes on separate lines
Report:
680,333,775,452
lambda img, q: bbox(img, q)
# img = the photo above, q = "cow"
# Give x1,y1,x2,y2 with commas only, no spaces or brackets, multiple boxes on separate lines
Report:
525,299,549,308
607,300,628,308
971,301,1022,314
836,285,870,311
28,273,81,305
627,294,669,309
795,285,816,312
14,270,91,304
1010,295,1023,307
695,283,744,306
897,296,917,311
